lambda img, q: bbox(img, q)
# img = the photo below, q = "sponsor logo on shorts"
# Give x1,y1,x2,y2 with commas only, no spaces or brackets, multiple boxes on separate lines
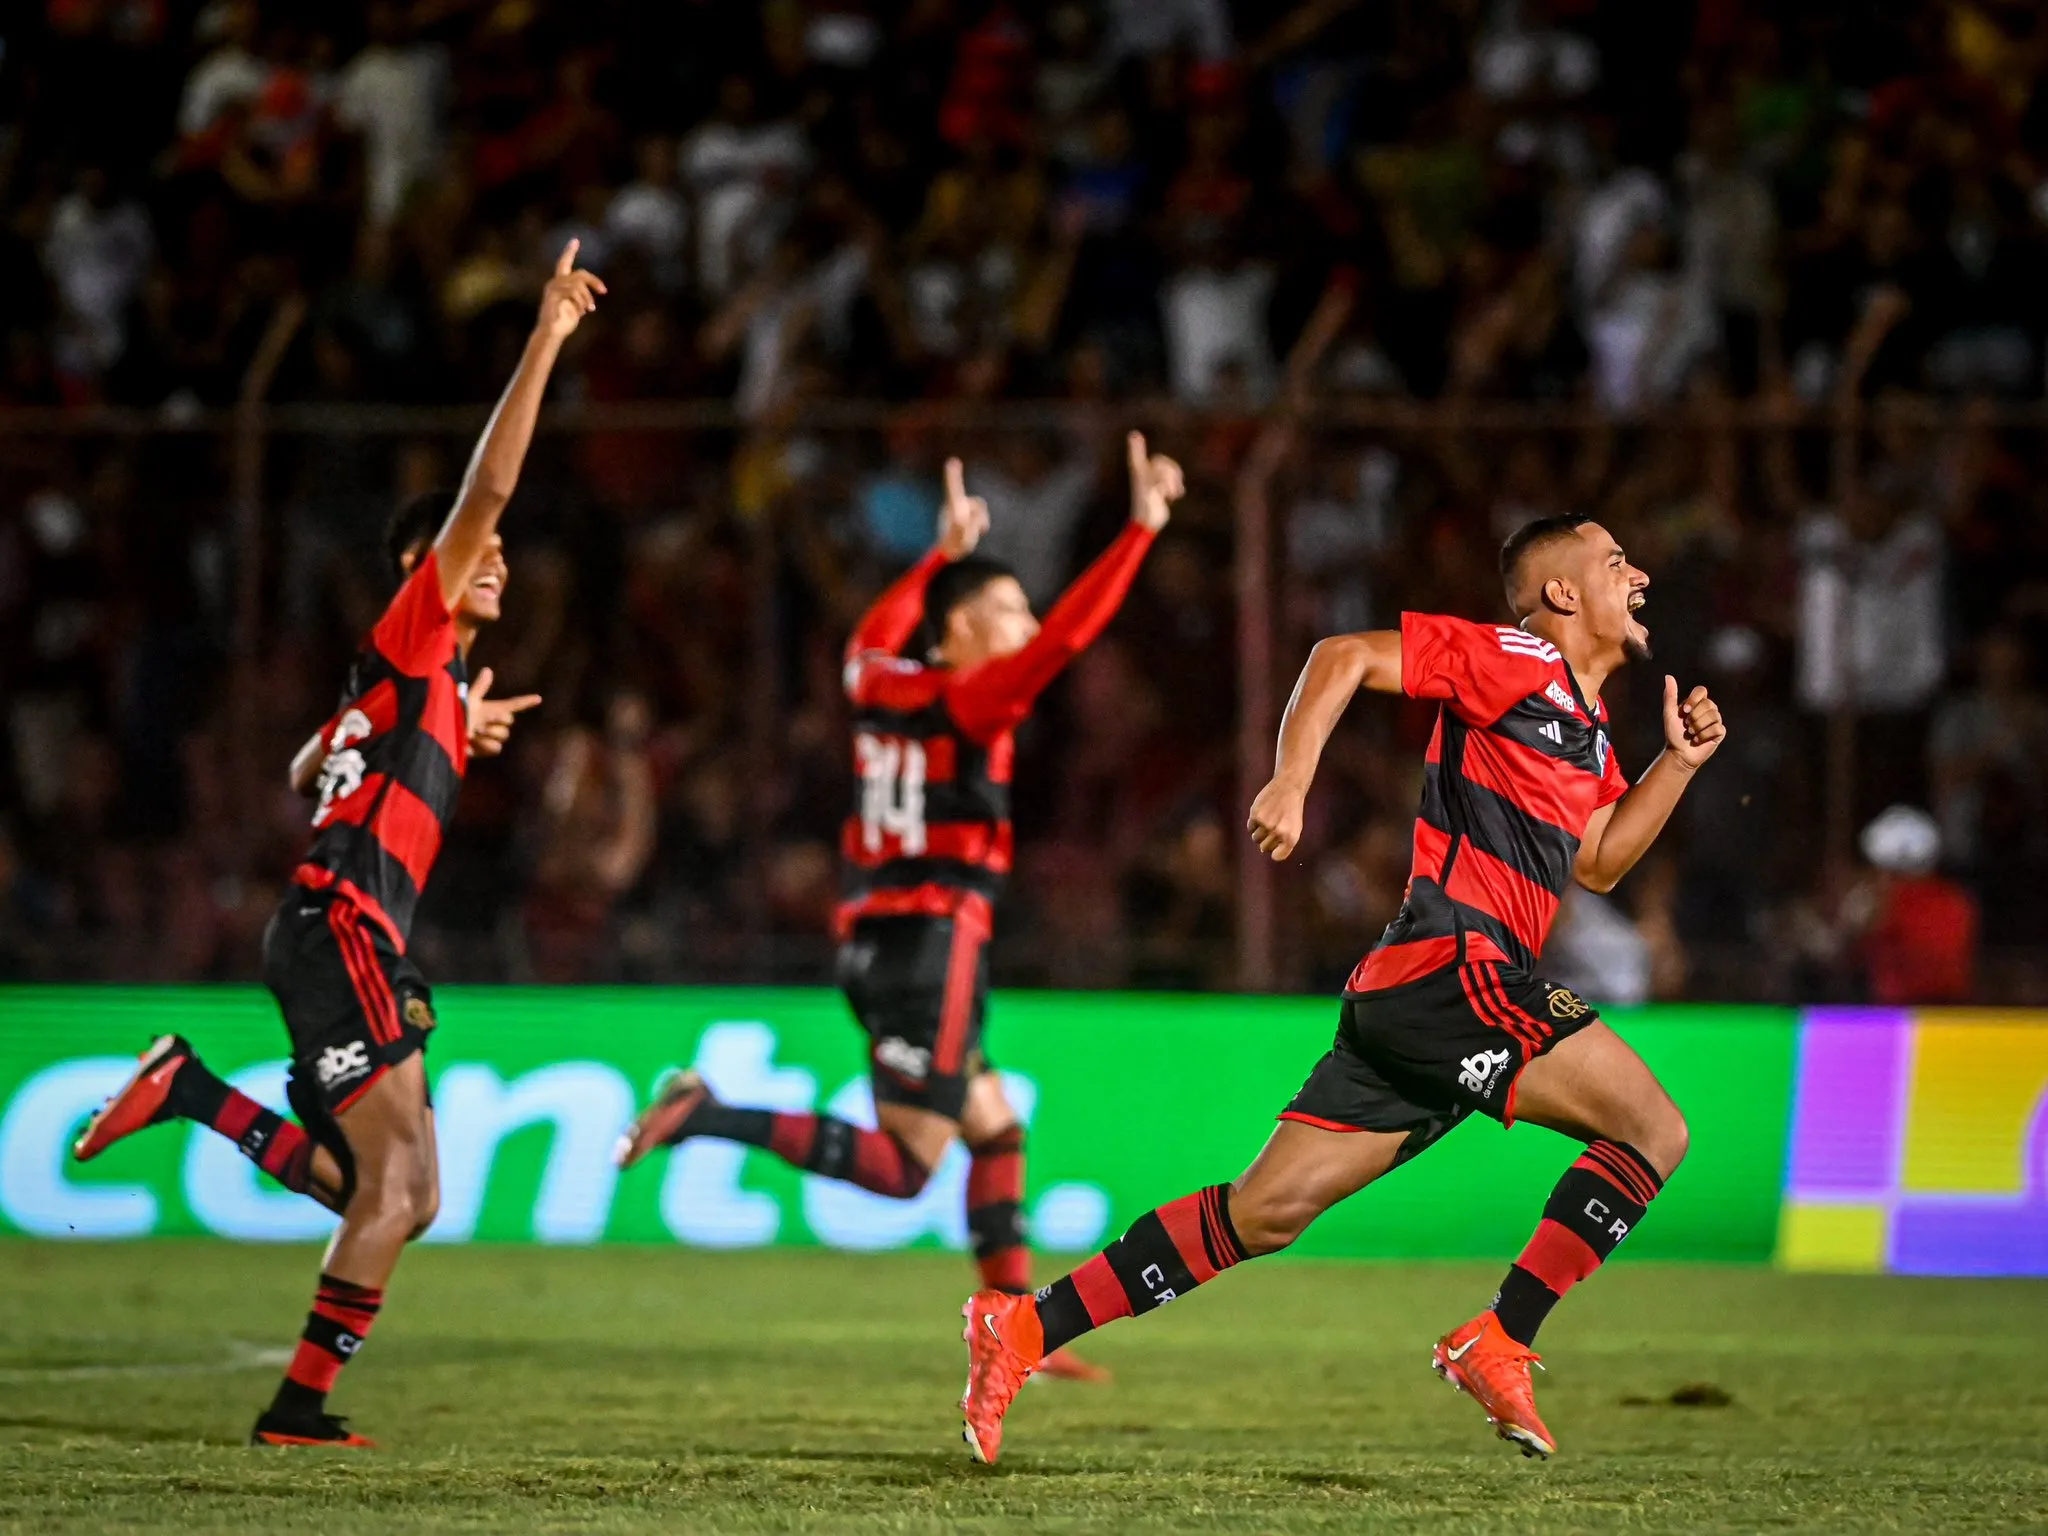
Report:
1544,680,1577,714
1546,986,1591,1021
316,1041,373,1090
874,1036,931,1082
1457,1047,1512,1098
404,995,437,1034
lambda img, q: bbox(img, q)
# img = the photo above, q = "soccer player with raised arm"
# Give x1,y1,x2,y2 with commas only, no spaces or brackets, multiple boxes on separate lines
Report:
71,243,603,1447
959,513,1727,1462
617,433,1183,1377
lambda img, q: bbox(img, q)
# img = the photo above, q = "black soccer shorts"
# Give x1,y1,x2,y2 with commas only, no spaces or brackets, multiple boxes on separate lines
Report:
262,890,437,1123
836,912,992,1121
1281,958,1602,1165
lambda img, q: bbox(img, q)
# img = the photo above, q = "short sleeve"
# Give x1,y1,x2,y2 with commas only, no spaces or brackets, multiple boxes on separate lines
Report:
1595,727,1630,807
369,551,457,676
1399,612,1557,723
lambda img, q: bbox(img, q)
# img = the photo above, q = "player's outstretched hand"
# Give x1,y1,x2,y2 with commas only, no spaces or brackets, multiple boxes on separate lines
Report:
1127,431,1184,532
468,666,542,758
1663,675,1726,770
1248,776,1307,861
538,239,607,342
937,456,990,560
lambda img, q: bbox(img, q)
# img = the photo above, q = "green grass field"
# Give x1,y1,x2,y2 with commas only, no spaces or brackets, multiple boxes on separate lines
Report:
1,1244,2043,1533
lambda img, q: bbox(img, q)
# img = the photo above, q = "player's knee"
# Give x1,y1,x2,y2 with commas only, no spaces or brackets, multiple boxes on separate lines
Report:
407,1179,441,1240
1636,1104,1689,1181
356,1176,418,1236
1225,1185,1313,1256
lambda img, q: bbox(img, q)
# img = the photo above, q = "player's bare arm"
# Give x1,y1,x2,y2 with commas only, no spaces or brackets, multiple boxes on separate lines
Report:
289,731,326,796
1573,674,1726,892
429,240,606,612
1247,629,1402,861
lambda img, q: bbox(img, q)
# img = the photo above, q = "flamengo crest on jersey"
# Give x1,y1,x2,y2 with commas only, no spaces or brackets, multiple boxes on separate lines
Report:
1347,612,1632,993
293,553,469,949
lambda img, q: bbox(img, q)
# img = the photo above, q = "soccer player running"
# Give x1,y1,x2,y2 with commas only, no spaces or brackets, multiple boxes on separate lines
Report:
71,243,603,1447
616,433,1184,1377
960,513,1726,1463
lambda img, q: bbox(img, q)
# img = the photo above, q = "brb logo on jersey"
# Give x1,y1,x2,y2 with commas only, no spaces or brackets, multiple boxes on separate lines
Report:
1458,1047,1512,1098
312,708,375,827
1544,680,1577,714
316,1040,373,1090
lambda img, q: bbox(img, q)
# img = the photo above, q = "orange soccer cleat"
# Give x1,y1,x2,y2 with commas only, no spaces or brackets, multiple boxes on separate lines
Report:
1432,1311,1557,1459
960,1288,1043,1464
250,1408,376,1448
73,1035,193,1162
612,1069,712,1169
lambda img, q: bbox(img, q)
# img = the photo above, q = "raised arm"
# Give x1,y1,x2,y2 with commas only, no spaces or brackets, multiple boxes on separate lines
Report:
843,457,989,702
1247,630,1403,860
429,241,606,611
1574,675,1725,891
946,432,1181,739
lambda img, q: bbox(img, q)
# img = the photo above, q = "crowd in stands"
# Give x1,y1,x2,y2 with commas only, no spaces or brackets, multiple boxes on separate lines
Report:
3,0,2046,1001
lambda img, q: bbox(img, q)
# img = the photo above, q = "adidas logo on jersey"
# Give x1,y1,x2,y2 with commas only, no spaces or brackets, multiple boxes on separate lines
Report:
1495,627,1561,663
1457,1047,1512,1098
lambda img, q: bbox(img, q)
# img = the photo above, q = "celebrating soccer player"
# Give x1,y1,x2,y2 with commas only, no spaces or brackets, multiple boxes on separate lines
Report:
959,514,1725,1463
71,242,603,1447
617,432,1183,1377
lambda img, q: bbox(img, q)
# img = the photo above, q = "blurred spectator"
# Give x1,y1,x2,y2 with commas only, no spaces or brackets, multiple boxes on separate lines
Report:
606,136,691,295
525,692,659,982
43,170,153,386
1858,804,1979,1004
334,1,448,229
684,74,809,299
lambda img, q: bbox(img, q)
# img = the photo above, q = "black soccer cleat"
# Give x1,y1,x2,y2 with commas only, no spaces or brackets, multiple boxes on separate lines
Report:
250,1407,376,1448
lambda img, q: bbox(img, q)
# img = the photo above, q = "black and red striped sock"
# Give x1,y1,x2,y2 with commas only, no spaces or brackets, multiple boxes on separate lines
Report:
271,1273,383,1417
680,1102,932,1199
170,1062,315,1194
966,1126,1029,1294
1035,1184,1249,1354
1492,1139,1664,1346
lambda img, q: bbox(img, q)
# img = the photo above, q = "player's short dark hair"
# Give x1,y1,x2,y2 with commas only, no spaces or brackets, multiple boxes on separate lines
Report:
921,556,1019,644
1498,512,1596,608
384,490,455,578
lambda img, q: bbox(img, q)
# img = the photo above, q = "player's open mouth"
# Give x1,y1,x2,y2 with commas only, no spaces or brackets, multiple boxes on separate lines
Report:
472,575,503,596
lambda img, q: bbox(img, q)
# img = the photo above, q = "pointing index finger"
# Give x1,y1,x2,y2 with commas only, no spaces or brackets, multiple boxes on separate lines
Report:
944,456,966,507
556,238,579,276
1127,430,1147,474
503,694,543,714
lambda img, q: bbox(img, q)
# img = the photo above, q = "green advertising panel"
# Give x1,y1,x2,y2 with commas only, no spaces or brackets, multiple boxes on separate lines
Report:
0,988,1796,1260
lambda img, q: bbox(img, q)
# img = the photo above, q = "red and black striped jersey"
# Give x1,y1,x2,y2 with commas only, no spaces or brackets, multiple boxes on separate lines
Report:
292,552,468,950
838,524,1156,937
1348,611,1630,993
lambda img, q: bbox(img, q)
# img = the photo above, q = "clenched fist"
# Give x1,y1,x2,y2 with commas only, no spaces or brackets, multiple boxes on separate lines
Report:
1662,675,1726,770
1248,777,1307,861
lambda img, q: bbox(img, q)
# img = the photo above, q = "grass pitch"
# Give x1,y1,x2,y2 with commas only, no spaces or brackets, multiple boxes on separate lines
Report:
1,1244,2042,1533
